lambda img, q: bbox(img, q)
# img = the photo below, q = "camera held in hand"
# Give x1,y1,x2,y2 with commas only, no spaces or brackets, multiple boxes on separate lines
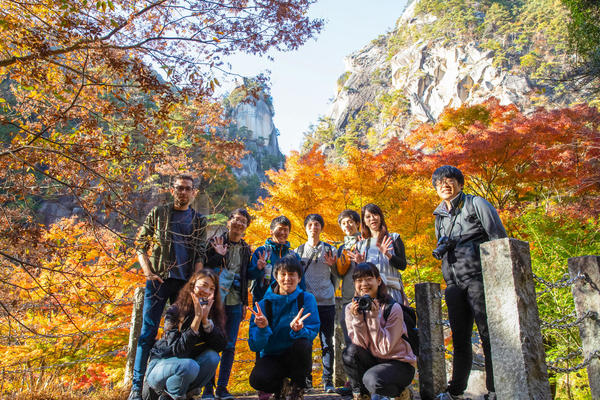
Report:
353,294,373,312
432,236,457,260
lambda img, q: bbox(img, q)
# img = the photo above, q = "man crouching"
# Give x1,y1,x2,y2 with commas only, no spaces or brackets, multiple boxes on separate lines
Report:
248,255,320,400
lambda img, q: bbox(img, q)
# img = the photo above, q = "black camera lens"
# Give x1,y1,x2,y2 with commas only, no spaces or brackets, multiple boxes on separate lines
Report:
432,236,455,260
353,295,373,311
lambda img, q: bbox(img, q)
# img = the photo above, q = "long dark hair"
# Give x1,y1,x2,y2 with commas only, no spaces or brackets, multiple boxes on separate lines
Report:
173,269,225,331
352,262,392,304
360,203,389,245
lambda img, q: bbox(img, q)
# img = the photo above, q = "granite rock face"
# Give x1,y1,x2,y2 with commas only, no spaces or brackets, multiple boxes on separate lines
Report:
325,0,579,143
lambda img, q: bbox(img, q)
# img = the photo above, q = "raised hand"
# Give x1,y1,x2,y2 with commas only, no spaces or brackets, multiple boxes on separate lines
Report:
248,302,269,328
257,250,268,270
290,307,311,332
211,236,228,256
377,235,393,258
347,249,366,263
324,248,337,266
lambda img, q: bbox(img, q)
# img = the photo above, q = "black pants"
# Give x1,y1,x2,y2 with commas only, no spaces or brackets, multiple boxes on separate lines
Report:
250,338,312,394
445,280,494,395
342,344,415,397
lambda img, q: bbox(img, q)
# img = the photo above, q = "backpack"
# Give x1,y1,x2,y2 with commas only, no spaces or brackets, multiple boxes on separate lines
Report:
383,300,419,357
263,291,305,326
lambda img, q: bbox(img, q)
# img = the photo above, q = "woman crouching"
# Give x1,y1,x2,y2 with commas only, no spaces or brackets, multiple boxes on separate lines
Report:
143,270,226,400
343,262,416,400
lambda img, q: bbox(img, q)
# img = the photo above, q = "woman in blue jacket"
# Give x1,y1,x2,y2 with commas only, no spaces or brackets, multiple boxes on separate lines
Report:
248,255,320,400
143,270,226,400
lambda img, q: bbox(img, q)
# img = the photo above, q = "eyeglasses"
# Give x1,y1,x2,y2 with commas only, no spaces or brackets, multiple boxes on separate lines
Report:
174,185,194,192
230,216,248,225
435,178,458,188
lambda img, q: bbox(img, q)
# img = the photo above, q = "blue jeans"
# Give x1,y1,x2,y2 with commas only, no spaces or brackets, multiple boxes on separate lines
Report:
217,303,244,389
146,350,220,399
132,278,186,390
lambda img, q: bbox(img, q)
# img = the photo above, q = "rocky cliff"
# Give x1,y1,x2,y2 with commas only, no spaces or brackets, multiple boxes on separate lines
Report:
323,0,592,150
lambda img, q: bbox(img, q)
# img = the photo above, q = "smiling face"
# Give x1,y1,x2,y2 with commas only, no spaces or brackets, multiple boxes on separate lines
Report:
193,276,216,299
270,224,290,244
170,178,196,210
339,217,359,236
275,269,300,295
354,274,381,298
435,177,464,203
227,212,248,238
305,220,322,241
363,210,382,233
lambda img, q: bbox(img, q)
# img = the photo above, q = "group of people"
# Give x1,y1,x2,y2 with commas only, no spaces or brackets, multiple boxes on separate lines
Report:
128,165,507,400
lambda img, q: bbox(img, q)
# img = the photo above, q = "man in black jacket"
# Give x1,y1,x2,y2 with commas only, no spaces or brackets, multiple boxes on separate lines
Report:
432,166,507,400
203,208,252,400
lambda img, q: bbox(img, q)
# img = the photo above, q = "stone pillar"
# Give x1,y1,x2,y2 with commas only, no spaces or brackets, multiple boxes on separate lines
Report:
568,256,600,399
480,238,552,400
123,287,144,386
333,297,347,387
415,282,446,400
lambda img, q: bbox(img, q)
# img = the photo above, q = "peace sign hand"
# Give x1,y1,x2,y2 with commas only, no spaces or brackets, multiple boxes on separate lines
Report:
211,236,228,256
257,250,268,270
377,235,393,258
247,302,269,328
290,307,311,332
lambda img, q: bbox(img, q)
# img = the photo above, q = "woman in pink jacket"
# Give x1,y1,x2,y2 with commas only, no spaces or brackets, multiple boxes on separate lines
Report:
342,262,416,400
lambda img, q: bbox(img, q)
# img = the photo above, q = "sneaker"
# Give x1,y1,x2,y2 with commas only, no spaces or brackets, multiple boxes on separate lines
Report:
371,395,390,400
288,384,304,400
215,387,235,400
128,389,143,400
304,377,314,394
324,380,335,393
435,393,464,400
202,387,215,400
258,391,272,400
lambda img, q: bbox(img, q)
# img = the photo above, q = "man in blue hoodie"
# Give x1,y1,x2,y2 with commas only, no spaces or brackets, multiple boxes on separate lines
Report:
249,215,303,302
248,255,320,400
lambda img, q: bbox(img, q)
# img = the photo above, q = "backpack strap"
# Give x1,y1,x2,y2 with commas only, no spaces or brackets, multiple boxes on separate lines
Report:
382,298,396,321
297,291,304,310
264,299,273,325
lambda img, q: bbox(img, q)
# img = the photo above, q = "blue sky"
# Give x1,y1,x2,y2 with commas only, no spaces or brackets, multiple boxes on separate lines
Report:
222,0,409,155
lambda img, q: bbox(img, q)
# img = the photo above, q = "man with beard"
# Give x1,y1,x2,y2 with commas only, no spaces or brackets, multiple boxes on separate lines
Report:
129,174,208,400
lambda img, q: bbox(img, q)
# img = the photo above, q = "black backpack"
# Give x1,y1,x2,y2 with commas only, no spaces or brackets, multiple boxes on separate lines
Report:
383,300,419,357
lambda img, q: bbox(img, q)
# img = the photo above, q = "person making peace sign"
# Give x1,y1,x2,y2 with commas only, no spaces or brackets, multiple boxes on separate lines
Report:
248,255,320,400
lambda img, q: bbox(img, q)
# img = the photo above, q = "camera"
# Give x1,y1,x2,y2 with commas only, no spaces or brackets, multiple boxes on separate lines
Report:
232,273,242,291
432,236,457,260
353,295,373,311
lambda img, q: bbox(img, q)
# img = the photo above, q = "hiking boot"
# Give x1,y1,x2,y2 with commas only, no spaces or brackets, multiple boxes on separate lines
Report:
323,380,335,393
215,387,235,400
273,378,291,400
128,388,143,400
288,384,304,400
395,388,412,400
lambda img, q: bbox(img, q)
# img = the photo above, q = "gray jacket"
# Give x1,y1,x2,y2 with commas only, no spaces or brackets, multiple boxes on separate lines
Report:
433,192,507,285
